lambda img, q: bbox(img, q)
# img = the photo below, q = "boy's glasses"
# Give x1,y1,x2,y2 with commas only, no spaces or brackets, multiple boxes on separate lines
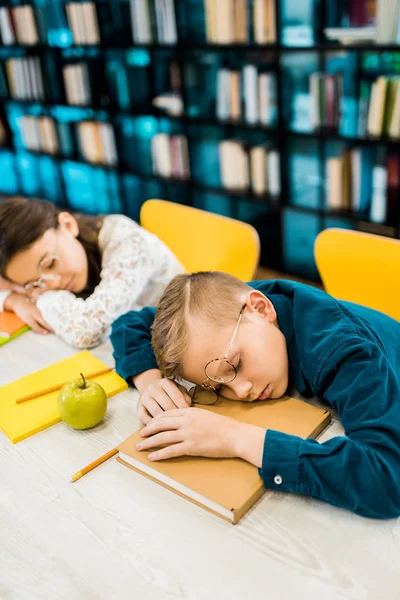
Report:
202,304,246,391
24,252,61,300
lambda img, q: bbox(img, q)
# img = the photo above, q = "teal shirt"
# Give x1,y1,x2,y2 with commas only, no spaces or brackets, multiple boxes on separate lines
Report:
111,280,400,519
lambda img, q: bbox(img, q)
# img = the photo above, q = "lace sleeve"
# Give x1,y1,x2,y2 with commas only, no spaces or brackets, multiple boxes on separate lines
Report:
0,290,11,312
36,226,177,348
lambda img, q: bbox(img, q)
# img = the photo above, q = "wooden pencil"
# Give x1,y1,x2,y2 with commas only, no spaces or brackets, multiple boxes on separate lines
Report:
70,447,119,482
15,367,113,404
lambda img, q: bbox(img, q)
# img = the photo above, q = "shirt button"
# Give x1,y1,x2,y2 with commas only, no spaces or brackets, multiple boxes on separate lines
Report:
274,475,283,485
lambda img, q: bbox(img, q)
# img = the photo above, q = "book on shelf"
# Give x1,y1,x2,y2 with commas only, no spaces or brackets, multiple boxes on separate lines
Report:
63,63,91,106
204,0,275,44
151,133,190,180
219,140,280,196
376,0,400,43
0,7,15,45
253,0,276,44
309,72,342,130
5,57,45,101
129,0,177,44
370,151,388,224
65,2,100,45
117,392,331,524
77,121,118,167
216,65,276,125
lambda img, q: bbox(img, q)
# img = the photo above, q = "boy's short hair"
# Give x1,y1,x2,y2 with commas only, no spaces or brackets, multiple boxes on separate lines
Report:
151,271,250,378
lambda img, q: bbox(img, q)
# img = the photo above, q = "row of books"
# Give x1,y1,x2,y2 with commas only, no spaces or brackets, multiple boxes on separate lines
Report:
219,140,280,196
204,0,276,44
0,0,178,47
1,55,149,111
326,147,400,226
309,72,400,139
217,66,277,125
151,133,190,180
18,115,118,167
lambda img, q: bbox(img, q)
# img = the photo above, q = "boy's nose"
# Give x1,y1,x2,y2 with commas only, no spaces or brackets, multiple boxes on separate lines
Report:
230,378,253,400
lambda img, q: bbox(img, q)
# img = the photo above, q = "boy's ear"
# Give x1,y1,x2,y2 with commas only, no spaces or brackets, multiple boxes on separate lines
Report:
57,212,79,237
244,290,277,323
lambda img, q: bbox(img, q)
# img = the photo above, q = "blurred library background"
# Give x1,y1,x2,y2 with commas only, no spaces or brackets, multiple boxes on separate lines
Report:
0,0,399,280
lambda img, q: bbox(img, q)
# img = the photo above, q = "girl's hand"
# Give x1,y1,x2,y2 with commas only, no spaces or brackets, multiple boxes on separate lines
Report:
136,407,266,467
5,293,54,335
0,275,25,294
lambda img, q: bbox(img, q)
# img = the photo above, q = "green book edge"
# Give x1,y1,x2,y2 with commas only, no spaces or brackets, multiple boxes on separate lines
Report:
0,325,30,347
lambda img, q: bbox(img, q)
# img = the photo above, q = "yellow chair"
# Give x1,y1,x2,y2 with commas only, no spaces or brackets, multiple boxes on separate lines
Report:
314,228,400,320
140,199,260,281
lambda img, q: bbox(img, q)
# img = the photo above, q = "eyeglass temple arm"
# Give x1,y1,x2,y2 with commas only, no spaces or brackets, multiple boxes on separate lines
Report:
223,305,246,360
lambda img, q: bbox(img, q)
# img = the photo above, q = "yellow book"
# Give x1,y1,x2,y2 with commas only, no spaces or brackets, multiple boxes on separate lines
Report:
0,350,128,443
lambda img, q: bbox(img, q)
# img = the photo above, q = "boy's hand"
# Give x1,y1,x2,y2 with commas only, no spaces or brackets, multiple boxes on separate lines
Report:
135,373,192,424
4,293,53,335
136,407,266,467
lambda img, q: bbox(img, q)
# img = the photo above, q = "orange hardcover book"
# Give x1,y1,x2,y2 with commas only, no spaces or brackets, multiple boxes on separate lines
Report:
117,393,331,524
0,312,29,346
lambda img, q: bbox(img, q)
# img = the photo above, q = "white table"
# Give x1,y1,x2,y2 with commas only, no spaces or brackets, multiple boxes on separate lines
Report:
1,332,399,600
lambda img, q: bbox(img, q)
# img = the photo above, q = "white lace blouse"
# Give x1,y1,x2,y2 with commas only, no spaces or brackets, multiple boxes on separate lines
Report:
0,215,184,348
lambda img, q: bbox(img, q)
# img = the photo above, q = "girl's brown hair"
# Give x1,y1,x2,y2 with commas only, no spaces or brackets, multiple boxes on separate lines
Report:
0,196,104,297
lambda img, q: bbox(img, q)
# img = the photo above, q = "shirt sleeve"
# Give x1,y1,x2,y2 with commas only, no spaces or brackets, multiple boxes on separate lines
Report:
111,307,157,386
259,337,400,518
36,230,163,349
0,290,11,312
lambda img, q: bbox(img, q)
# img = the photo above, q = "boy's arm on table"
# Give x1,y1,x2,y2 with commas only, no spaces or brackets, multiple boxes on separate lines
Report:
111,306,158,385
260,338,400,519
111,308,192,422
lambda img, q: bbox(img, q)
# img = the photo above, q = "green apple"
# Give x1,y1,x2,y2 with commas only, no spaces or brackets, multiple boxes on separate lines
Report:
58,373,107,430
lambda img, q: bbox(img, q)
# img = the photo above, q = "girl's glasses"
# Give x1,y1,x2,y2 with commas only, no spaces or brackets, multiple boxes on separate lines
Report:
24,252,61,300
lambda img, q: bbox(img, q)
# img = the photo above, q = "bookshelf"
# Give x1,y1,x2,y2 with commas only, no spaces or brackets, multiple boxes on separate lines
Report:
0,0,400,280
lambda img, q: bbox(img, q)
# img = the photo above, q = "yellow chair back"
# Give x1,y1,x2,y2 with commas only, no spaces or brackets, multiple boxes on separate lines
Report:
140,200,260,281
314,228,400,320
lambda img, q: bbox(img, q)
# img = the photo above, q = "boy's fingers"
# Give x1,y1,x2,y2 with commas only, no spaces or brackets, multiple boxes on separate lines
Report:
151,390,176,412
147,443,187,461
143,398,164,418
140,416,184,437
162,379,192,408
137,405,152,425
137,430,181,451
